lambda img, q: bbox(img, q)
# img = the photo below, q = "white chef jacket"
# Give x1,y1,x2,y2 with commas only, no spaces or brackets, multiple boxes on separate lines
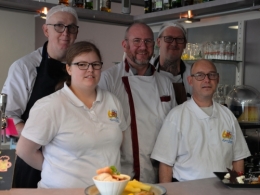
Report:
22,83,127,188
98,61,176,183
151,98,251,181
1,47,43,125
153,57,192,97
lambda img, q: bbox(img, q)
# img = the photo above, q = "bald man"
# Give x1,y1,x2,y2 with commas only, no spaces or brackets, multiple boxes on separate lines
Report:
151,59,250,182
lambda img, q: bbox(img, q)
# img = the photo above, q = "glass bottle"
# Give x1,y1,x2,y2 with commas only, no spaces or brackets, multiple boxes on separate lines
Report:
163,0,170,10
59,0,69,6
155,0,163,11
101,0,111,12
172,0,182,8
184,0,193,6
144,0,152,13
85,0,93,9
231,42,237,61
74,0,84,8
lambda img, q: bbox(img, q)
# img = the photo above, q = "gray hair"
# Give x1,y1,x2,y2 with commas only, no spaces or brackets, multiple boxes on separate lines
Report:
46,5,79,24
158,22,187,41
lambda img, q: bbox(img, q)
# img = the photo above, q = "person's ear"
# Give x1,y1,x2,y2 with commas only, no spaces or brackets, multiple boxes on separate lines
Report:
122,39,128,52
157,37,161,48
42,24,49,38
187,75,193,86
66,64,72,75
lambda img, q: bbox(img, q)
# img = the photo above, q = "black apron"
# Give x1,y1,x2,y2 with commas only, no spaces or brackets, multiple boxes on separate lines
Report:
153,56,191,104
13,41,68,188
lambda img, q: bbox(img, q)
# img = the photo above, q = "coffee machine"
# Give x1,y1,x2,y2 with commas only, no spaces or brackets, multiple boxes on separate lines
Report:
0,93,7,146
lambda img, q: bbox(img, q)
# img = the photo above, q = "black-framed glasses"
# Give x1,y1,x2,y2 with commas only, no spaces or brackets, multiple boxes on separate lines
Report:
125,38,154,47
46,24,79,34
191,72,219,81
71,61,103,70
160,36,185,44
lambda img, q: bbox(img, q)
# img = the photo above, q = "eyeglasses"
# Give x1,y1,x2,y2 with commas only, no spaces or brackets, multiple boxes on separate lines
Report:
71,61,103,70
125,38,154,47
159,36,185,44
191,72,219,81
46,24,79,34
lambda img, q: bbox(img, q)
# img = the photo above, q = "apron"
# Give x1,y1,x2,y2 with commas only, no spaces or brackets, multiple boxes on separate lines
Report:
154,56,188,104
13,41,67,188
122,60,168,183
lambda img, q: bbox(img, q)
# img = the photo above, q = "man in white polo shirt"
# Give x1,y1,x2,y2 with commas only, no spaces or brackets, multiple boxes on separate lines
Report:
151,59,251,182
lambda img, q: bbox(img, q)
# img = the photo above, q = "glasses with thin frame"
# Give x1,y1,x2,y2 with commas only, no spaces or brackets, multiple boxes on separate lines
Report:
125,38,154,47
46,24,79,34
160,36,185,44
191,72,219,81
71,61,103,70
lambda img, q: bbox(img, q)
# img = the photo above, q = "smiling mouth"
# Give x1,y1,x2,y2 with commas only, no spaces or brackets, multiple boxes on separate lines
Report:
85,75,94,78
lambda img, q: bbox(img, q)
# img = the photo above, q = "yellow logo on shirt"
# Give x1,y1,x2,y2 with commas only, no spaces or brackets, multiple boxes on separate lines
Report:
108,109,119,123
222,130,233,144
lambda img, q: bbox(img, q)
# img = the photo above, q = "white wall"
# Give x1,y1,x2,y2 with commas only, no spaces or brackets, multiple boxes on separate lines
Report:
0,2,143,90
0,9,35,89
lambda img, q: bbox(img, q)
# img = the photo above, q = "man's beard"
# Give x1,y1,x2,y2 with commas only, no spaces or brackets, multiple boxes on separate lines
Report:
160,58,179,76
127,53,151,66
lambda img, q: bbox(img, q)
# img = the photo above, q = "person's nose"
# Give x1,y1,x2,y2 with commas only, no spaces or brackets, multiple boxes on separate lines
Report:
170,39,178,46
87,64,94,72
139,40,148,48
62,27,69,35
204,74,210,82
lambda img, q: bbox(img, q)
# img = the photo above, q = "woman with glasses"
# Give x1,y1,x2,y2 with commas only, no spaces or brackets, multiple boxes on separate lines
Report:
2,5,79,188
16,41,127,188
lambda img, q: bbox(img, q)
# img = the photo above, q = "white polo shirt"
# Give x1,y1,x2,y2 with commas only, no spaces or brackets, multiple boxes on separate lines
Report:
151,98,251,181
22,83,127,188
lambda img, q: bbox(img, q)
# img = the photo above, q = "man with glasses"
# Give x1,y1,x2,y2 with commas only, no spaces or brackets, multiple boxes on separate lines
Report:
151,59,250,182
2,5,78,188
99,22,177,183
153,22,192,104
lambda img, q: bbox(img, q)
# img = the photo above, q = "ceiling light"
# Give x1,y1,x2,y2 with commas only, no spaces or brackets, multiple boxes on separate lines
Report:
228,25,238,29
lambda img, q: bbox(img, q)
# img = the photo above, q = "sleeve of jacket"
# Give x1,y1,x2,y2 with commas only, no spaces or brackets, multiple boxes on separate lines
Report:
1,60,33,125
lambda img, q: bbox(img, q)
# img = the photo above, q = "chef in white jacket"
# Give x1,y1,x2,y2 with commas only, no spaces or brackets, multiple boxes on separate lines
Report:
99,22,177,183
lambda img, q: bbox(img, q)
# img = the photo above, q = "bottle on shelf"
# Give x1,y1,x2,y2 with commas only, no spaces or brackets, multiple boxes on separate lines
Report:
59,0,69,6
122,0,131,14
155,0,163,11
163,0,171,10
152,0,156,12
74,0,84,8
184,0,193,6
101,0,111,12
193,0,203,4
144,0,152,13
172,0,182,8
85,0,93,9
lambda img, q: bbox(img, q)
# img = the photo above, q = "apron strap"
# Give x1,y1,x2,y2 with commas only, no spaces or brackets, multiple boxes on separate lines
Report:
122,76,140,181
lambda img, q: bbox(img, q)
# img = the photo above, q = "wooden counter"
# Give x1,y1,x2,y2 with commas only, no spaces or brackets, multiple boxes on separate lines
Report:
1,177,259,195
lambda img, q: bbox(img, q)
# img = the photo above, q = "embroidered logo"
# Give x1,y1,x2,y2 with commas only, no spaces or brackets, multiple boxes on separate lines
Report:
221,130,233,144
108,109,119,123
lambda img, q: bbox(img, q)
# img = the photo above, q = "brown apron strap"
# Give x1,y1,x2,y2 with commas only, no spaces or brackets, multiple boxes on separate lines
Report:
173,83,187,105
122,76,140,180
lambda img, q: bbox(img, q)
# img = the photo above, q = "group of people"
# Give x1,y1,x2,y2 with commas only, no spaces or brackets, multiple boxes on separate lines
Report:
1,4,250,189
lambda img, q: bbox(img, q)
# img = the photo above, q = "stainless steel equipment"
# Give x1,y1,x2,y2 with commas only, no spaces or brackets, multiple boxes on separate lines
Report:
0,93,7,144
